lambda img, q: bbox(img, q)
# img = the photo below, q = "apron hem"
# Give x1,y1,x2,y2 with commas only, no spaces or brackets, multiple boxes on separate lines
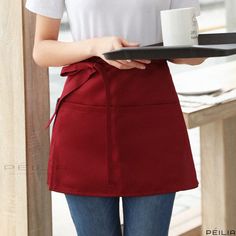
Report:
47,182,199,197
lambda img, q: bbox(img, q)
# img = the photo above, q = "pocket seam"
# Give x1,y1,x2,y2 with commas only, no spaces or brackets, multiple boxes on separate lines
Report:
60,100,179,113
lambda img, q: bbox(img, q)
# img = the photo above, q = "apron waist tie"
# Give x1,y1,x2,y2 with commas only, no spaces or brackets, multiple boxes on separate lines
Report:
44,62,97,129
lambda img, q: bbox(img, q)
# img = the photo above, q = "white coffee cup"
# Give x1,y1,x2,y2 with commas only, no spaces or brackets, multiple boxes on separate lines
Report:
160,7,199,46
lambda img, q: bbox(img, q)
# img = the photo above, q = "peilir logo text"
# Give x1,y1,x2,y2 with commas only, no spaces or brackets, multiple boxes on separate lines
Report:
206,230,236,235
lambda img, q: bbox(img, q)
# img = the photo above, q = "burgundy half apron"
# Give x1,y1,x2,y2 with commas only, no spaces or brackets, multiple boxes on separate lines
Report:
45,56,199,197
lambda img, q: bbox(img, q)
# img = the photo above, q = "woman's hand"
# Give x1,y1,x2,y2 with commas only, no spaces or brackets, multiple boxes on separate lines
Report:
91,36,151,69
168,58,207,66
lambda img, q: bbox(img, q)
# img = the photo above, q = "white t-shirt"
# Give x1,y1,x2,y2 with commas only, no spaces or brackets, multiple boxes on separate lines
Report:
25,0,200,46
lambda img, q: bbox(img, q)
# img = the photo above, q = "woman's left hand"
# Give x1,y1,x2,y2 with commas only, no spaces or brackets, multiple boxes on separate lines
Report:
168,57,207,66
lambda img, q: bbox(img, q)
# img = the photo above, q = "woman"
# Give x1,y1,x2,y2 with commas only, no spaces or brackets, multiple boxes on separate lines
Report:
25,0,205,235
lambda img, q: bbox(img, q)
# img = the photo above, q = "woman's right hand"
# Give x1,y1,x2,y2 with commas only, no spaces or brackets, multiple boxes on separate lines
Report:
92,36,151,70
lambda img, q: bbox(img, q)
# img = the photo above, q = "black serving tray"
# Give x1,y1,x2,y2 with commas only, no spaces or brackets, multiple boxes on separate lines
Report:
103,33,236,60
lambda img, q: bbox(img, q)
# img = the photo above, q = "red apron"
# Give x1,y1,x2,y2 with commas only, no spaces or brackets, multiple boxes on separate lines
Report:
45,56,199,197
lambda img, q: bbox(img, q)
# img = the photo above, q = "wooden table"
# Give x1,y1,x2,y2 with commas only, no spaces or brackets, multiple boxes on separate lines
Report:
173,60,236,235
183,100,236,235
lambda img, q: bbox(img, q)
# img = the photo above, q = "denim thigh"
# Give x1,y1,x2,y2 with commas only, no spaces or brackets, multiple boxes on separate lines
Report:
65,192,176,236
122,192,176,236
64,194,122,236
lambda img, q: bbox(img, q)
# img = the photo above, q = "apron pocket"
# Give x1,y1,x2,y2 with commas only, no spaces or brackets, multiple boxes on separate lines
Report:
51,101,108,188
116,102,191,186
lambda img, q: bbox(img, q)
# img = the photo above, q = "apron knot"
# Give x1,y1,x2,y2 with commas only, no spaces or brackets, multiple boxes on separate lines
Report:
44,61,97,129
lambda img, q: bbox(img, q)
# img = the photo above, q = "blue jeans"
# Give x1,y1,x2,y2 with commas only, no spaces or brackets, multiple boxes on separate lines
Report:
64,192,176,236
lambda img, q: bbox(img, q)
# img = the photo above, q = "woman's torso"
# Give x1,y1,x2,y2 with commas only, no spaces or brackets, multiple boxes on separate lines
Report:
25,0,200,45
64,0,200,45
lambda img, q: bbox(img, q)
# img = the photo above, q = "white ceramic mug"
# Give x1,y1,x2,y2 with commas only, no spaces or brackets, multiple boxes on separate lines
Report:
160,7,199,46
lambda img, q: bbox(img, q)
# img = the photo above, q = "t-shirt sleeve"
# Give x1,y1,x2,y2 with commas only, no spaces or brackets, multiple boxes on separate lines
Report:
170,0,201,16
25,0,65,19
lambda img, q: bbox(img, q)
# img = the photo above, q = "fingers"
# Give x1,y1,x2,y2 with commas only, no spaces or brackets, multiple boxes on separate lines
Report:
121,59,151,64
112,40,149,69
101,56,132,70
117,59,147,69
118,59,151,69
119,39,152,68
102,37,152,70
111,41,136,69
135,59,151,64
120,38,139,47
109,60,134,70
104,58,146,70
104,58,152,70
